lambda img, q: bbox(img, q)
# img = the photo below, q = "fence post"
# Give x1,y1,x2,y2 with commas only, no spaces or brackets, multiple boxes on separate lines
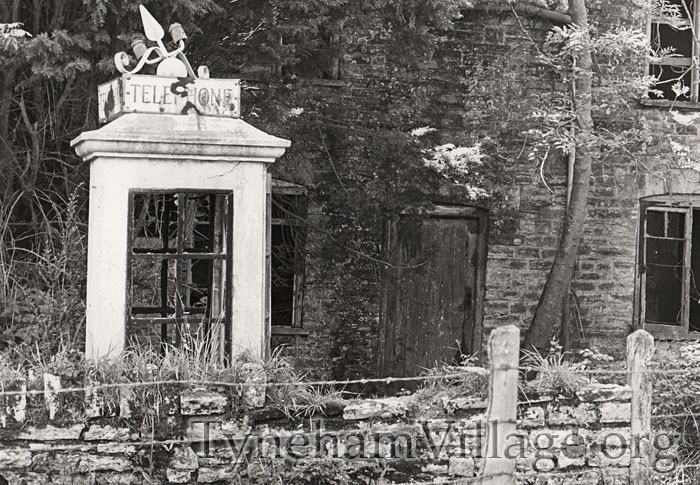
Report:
627,329,654,485
482,325,519,485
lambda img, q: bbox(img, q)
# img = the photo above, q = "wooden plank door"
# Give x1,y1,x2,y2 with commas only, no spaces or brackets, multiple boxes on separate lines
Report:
379,206,487,377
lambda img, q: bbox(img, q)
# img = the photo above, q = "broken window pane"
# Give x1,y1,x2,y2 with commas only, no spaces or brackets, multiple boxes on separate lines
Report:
651,23,693,57
648,0,697,101
130,258,176,314
690,209,700,331
646,209,665,237
132,193,178,251
659,0,694,19
667,211,686,238
645,238,685,325
183,194,216,251
270,191,307,327
649,64,693,101
271,224,297,326
128,191,232,356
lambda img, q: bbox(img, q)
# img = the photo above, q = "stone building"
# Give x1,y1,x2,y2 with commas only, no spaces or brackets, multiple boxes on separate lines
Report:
94,0,694,381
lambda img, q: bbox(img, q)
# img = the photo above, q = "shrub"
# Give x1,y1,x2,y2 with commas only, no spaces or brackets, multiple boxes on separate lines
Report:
0,188,86,355
653,341,700,483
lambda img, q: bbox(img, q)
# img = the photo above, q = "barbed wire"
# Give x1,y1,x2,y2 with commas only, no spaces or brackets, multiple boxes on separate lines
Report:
2,362,700,398
520,366,700,375
0,355,696,479
0,371,490,397
653,413,700,420
516,468,632,478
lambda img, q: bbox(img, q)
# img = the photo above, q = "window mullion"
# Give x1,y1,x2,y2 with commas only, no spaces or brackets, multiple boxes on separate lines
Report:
224,195,234,363
175,193,186,347
692,1,700,102
683,208,693,332
641,208,649,329
160,196,173,349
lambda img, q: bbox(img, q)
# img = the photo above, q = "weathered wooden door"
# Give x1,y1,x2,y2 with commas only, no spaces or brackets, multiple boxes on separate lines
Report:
379,205,488,377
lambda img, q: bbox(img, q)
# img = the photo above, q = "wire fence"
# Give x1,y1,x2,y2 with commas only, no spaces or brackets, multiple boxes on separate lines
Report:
0,365,697,397
0,371,488,397
2,327,700,483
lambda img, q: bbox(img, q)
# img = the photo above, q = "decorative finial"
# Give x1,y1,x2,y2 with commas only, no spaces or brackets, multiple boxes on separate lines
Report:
139,5,165,42
114,4,208,78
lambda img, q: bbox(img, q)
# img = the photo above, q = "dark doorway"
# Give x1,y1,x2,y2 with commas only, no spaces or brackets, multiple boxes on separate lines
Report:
379,204,488,377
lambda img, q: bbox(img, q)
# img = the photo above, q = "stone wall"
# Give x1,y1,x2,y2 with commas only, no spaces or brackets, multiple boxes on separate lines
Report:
264,0,700,379
267,6,564,379
516,384,633,484
0,370,639,484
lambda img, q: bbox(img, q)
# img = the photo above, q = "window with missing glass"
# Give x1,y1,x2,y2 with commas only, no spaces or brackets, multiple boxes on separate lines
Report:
648,0,700,102
128,191,233,357
268,180,308,335
638,197,700,336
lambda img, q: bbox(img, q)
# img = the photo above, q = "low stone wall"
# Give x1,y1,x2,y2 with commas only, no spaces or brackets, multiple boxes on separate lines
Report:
516,383,632,484
0,372,638,484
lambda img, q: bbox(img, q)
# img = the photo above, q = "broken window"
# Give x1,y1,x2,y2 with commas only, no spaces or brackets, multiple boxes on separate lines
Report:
648,0,700,101
638,198,700,336
267,179,308,335
128,191,233,357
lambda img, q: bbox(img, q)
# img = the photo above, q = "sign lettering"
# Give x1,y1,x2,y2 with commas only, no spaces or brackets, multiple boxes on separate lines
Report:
98,74,241,123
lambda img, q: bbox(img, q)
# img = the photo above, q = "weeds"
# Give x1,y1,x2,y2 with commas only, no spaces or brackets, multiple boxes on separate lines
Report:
652,341,700,485
521,340,589,394
0,335,350,426
0,353,24,384
413,353,489,403
0,187,86,354
264,347,347,418
662,451,700,485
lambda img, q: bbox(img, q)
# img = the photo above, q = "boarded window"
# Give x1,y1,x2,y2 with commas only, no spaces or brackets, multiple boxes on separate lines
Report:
128,191,233,359
638,199,700,336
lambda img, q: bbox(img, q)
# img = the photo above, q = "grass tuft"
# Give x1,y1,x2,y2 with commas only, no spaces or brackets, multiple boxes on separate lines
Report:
521,343,588,395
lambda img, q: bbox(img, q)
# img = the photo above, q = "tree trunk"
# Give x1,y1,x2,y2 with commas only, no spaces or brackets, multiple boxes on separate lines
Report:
523,0,593,352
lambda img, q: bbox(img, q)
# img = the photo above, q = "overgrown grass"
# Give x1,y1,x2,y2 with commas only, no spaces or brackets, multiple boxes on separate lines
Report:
652,342,700,485
521,347,588,394
413,353,489,404
0,334,352,427
0,187,86,355
521,340,590,395
264,347,347,418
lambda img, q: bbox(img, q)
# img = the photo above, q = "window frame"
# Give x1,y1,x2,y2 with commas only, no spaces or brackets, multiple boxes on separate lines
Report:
646,0,700,103
637,196,700,338
267,178,309,337
126,189,234,356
